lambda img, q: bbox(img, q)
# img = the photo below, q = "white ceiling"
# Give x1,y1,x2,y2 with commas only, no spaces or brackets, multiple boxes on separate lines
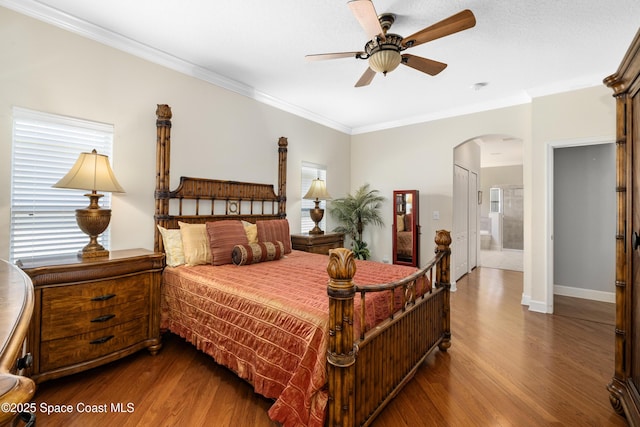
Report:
4,0,640,141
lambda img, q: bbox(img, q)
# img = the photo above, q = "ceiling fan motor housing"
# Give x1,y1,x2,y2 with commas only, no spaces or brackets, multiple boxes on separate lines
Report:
365,33,403,75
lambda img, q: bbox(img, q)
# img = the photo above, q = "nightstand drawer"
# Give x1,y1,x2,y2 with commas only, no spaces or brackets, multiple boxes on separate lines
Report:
41,276,149,340
41,275,150,311
41,296,148,341
39,317,149,372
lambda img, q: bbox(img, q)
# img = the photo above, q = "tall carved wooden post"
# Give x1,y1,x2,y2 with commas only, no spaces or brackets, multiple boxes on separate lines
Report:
277,137,288,218
326,248,357,427
154,104,172,252
604,32,637,418
435,230,452,351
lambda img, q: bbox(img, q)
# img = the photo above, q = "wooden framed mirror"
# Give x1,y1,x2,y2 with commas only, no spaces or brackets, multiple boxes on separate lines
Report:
393,190,419,267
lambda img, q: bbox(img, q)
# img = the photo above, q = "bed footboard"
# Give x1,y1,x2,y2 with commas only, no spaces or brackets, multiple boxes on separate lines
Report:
326,230,452,427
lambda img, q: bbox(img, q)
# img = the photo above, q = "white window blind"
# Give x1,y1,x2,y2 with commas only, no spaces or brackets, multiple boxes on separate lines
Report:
10,107,115,261
301,163,327,234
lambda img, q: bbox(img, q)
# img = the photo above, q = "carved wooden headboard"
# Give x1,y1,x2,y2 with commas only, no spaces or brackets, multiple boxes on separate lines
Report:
153,104,288,252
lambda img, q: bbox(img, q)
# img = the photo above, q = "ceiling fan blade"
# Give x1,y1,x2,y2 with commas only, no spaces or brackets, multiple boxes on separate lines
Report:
305,52,364,61
355,67,376,87
348,0,385,41
402,54,447,76
402,9,476,48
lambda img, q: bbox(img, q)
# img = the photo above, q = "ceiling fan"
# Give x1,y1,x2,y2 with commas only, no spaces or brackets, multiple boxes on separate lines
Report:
305,0,476,87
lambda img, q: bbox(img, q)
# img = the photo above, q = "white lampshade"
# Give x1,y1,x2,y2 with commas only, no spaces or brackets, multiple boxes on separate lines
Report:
368,50,402,75
303,179,332,201
53,149,125,193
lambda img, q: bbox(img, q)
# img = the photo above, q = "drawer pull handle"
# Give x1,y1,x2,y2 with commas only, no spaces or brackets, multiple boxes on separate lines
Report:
91,293,116,301
90,335,114,345
91,314,116,323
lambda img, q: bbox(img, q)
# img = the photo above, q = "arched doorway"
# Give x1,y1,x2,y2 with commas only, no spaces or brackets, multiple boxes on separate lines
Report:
453,134,523,281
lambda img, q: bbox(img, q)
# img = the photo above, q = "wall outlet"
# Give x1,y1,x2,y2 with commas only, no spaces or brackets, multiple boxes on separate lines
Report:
433,210,440,220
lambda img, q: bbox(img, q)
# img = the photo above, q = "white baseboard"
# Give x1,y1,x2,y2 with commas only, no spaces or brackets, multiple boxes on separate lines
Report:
528,299,552,313
553,285,615,303
522,293,553,314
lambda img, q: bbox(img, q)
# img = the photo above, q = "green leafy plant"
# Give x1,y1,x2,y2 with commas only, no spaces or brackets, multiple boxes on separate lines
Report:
329,183,385,260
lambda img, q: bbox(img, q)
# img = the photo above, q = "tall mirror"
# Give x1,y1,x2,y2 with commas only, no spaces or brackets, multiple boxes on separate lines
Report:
393,190,419,267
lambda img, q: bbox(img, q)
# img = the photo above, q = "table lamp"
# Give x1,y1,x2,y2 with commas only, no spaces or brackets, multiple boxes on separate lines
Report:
53,149,125,258
303,178,331,234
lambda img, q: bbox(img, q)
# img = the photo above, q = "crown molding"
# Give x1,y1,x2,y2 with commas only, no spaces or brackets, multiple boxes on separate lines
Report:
1,0,352,134
2,1,604,137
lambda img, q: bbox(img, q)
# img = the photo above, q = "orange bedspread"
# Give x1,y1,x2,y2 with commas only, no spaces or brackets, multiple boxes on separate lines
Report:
160,250,426,427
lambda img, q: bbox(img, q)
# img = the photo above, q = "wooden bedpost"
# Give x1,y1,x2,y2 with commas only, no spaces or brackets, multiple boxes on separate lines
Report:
155,104,172,252
277,137,288,218
326,248,357,427
435,230,452,351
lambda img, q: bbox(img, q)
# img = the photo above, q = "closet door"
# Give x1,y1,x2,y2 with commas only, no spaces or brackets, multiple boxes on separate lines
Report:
453,165,469,280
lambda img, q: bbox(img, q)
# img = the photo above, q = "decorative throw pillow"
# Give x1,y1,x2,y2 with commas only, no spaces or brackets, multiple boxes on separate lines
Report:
256,219,291,254
396,215,405,232
178,222,212,266
241,220,258,244
206,220,249,266
232,241,284,266
157,225,185,267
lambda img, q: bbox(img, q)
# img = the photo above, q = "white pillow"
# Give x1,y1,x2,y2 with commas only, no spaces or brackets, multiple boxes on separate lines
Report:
157,225,185,267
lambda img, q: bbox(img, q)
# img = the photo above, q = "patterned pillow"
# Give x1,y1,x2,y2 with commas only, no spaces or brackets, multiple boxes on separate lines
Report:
178,222,211,266
256,219,291,254
232,241,284,266
157,225,185,267
206,220,249,266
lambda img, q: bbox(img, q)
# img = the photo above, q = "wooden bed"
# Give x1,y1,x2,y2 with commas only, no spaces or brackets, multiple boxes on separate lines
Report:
153,104,452,426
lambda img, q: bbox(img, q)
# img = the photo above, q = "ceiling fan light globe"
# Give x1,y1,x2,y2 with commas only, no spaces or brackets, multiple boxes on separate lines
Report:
369,50,401,75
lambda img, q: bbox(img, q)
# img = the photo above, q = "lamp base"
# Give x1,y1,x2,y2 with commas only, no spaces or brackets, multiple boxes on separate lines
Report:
308,226,325,235
76,193,112,259
78,247,109,259
309,205,325,235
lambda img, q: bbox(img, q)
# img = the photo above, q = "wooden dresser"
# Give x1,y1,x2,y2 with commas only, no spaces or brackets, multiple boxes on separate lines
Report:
291,232,344,255
605,28,640,425
0,260,35,425
17,249,164,384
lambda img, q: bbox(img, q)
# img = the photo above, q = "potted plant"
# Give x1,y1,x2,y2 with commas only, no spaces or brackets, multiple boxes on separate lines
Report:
329,183,385,260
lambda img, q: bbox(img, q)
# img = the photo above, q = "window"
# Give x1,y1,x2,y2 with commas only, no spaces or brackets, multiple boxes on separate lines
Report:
10,107,115,261
301,163,327,233
489,187,501,213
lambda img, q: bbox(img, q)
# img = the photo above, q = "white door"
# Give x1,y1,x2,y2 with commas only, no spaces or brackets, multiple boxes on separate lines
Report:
453,165,469,280
469,171,478,271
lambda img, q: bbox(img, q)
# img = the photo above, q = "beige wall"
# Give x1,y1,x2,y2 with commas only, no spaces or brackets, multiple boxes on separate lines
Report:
350,105,531,269
351,86,615,312
528,86,615,311
1,7,618,313
0,7,351,260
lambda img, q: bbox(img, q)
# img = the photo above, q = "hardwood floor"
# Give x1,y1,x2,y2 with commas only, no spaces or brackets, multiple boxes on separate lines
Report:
31,267,625,426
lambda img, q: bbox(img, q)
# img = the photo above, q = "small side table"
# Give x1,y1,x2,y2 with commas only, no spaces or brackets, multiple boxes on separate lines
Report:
17,248,165,383
291,232,344,255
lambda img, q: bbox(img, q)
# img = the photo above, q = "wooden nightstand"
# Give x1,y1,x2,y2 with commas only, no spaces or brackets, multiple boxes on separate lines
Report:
291,232,344,255
17,249,165,384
